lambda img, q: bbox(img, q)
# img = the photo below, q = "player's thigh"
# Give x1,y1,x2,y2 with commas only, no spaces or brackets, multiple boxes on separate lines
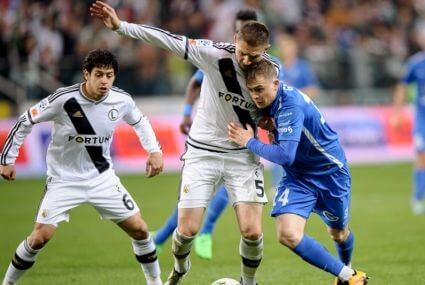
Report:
178,152,221,208
36,178,86,226
89,174,140,223
234,203,263,238
314,171,351,230
177,207,205,236
271,182,317,220
223,154,267,204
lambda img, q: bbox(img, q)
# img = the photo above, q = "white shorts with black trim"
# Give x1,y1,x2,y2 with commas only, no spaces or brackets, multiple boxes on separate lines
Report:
178,145,268,208
36,169,140,226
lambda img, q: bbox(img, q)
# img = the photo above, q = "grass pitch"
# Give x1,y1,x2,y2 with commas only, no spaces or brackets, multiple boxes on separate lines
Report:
0,163,424,284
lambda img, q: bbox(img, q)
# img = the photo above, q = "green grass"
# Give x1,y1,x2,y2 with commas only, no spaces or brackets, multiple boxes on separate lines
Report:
1,163,424,284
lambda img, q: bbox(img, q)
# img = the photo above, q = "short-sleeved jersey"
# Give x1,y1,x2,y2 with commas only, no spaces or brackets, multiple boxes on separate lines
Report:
270,83,346,176
402,51,425,121
0,83,161,181
282,58,318,90
117,22,279,153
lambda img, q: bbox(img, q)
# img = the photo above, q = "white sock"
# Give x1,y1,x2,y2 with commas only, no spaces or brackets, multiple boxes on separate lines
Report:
338,266,355,281
171,229,194,273
4,239,40,283
132,235,161,282
239,235,263,285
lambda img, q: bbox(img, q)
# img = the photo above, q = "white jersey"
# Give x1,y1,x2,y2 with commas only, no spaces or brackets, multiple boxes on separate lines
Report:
117,22,278,153
0,83,161,181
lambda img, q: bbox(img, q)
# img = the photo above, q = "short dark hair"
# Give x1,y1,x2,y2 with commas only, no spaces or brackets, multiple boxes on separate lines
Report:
246,59,278,83
237,21,269,47
235,9,258,22
82,49,119,74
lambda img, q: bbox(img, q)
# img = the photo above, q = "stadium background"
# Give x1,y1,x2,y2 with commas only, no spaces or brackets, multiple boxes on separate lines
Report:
0,0,424,284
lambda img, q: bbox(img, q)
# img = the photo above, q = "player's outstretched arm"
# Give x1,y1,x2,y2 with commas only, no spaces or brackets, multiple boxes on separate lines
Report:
180,75,202,135
0,164,16,181
90,1,121,30
146,152,163,178
392,83,408,128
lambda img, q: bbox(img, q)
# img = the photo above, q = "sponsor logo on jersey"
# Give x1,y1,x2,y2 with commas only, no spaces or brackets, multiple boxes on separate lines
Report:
68,135,111,145
188,39,213,47
322,211,339,222
278,126,293,134
108,109,119,121
218,91,255,110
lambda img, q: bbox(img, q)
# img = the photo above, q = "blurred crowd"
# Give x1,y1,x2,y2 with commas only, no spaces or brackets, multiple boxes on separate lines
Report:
1,0,425,101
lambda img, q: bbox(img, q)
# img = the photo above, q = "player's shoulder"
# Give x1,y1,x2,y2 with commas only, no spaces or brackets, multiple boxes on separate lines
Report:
47,83,80,104
110,86,132,98
407,51,425,68
211,42,236,54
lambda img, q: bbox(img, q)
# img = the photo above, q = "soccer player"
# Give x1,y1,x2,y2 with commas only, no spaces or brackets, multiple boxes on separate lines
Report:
90,2,274,284
154,9,264,261
228,59,368,285
0,49,163,285
393,27,425,215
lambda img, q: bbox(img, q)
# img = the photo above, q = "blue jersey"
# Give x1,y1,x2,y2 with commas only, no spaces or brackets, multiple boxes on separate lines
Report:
269,83,346,176
402,51,425,125
282,58,317,90
192,56,284,85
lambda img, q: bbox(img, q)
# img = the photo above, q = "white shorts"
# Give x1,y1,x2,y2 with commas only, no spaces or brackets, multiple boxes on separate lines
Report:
36,169,140,226
178,146,268,208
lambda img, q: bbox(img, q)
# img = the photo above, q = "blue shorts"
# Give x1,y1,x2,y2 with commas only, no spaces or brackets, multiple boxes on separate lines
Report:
271,166,351,230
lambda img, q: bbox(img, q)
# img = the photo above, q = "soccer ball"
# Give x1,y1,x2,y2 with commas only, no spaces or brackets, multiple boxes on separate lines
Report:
211,278,240,285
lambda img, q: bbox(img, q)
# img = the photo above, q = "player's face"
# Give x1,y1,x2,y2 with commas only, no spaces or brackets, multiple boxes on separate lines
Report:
246,75,279,108
84,67,115,98
235,37,268,70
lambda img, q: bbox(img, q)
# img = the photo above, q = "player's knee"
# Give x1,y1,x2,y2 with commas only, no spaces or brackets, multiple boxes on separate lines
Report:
240,226,262,240
416,154,425,168
328,228,349,243
277,230,302,249
177,224,198,237
127,222,149,240
28,232,51,249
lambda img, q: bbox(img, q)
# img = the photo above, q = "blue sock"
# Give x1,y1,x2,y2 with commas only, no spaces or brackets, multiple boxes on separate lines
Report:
154,207,178,245
335,231,354,265
293,235,344,277
413,169,425,200
200,185,229,235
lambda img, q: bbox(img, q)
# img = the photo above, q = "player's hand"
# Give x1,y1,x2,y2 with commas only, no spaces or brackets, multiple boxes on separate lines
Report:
146,152,163,178
90,1,121,30
228,122,254,147
179,115,192,135
0,164,16,181
258,116,275,131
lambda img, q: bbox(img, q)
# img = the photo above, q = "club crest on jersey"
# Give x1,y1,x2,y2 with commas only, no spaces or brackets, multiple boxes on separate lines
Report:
183,184,190,194
108,109,119,121
41,209,49,218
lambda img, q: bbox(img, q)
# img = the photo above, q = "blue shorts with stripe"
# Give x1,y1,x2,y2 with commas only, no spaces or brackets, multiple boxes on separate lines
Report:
271,166,351,230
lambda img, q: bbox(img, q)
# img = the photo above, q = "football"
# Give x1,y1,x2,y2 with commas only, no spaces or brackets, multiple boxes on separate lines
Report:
211,278,240,285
